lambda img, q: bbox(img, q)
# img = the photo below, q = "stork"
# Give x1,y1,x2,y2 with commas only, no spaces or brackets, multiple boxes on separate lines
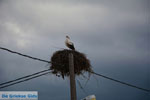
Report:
65,36,75,50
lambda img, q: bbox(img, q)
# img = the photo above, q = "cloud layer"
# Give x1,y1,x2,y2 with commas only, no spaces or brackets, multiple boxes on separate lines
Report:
0,0,149,100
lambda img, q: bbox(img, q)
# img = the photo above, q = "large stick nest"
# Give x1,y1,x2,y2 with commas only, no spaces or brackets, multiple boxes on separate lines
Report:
50,49,92,79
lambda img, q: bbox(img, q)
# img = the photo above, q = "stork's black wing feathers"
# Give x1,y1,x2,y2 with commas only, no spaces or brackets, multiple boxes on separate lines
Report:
67,43,75,50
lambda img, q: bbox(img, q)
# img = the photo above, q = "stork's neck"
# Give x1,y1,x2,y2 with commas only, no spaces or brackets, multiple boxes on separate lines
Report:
66,38,70,41
65,38,71,43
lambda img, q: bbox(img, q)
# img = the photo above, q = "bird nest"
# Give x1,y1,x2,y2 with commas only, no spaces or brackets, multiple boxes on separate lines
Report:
50,49,92,79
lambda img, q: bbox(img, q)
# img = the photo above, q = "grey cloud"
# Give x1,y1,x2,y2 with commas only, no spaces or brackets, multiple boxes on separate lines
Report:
0,0,149,100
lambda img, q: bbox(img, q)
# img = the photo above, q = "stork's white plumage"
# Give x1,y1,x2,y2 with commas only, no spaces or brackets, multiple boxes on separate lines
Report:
65,36,75,50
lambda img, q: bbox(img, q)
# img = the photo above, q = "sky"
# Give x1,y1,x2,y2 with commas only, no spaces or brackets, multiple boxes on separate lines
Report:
0,0,149,100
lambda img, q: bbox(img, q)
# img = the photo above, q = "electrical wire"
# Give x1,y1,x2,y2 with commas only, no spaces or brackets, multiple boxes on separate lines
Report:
0,47,50,63
76,79,87,95
91,71,150,92
0,47,64,67
0,47,149,92
0,69,51,86
0,71,51,89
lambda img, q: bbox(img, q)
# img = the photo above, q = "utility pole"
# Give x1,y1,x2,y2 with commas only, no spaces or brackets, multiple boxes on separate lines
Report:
69,53,77,100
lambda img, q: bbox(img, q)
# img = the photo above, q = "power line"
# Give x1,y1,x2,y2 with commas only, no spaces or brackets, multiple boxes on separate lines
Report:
0,69,51,86
91,71,150,92
0,71,51,89
0,47,149,92
76,79,87,95
0,47,50,63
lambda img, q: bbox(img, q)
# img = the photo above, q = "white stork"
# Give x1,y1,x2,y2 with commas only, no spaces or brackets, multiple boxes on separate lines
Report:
65,36,75,50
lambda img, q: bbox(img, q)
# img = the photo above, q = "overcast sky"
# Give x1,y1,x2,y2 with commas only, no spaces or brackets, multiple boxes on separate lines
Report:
0,0,149,100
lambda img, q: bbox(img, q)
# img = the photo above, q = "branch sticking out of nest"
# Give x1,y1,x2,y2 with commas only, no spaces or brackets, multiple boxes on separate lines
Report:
50,49,92,79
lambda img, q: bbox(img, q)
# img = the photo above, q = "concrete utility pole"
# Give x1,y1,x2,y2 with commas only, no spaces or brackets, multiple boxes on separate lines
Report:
69,53,77,100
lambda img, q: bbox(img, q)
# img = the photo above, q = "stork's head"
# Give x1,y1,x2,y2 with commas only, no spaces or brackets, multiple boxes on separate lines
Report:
66,36,70,39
